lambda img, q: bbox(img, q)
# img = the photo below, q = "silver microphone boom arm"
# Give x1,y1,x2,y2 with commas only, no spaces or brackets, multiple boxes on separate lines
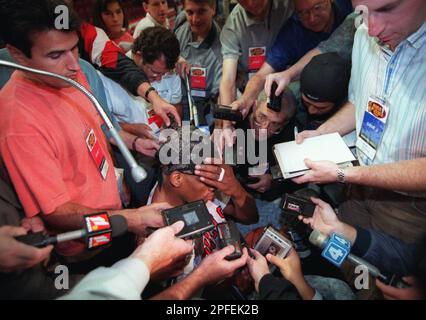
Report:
0,59,147,182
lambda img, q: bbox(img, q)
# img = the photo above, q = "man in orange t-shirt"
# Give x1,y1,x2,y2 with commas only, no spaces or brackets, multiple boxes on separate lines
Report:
0,0,168,257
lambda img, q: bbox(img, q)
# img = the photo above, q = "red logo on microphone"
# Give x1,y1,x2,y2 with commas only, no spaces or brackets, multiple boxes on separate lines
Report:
84,213,113,250
88,233,112,249
85,213,111,233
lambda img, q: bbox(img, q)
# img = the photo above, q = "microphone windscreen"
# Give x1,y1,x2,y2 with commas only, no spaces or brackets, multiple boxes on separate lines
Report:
309,229,328,249
110,215,128,237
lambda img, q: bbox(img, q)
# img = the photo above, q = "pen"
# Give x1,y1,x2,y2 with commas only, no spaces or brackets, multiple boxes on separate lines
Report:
294,126,299,138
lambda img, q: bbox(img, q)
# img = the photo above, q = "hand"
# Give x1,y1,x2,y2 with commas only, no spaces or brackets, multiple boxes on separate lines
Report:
264,71,291,97
196,246,249,286
21,216,46,233
230,98,253,119
131,221,193,277
246,174,272,193
376,277,425,300
132,123,157,140
151,94,182,127
267,248,304,286
0,226,53,273
246,249,270,292
212,123,236,154
134,137,160,158
125,202,169,235
292,159,340,184
176,56,191,79
295,129,321,144
298,197,343,236
194,160,243,198
268,249,316,300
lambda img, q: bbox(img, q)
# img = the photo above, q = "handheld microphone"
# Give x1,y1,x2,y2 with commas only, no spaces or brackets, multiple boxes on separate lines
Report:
185,73,199,127
15,214,127,250
309,229,409,288
309,229,381,276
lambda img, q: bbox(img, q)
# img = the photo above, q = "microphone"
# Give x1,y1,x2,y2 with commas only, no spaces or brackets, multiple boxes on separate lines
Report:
309,229,409,288
309,229,381,276
0,59,147,183
184,73,199,127
16,214,127,250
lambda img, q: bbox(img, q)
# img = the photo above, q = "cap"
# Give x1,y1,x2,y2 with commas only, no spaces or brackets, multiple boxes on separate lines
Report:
300,52,351,103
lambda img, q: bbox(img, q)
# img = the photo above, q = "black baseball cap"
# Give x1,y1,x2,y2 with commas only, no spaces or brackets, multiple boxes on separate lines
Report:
300,52,351,103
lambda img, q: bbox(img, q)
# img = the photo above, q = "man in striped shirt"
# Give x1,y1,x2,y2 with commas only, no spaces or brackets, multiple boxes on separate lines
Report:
292,0,426,244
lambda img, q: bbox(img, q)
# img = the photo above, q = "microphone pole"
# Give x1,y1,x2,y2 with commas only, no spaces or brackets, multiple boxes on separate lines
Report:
0,60,147,183
185,73,199,127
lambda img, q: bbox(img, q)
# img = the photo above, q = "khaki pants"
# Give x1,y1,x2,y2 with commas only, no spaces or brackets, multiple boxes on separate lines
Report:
339,184,426,244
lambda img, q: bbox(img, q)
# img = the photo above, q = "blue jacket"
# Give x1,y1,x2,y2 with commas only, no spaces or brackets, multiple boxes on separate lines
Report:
352,227,425,277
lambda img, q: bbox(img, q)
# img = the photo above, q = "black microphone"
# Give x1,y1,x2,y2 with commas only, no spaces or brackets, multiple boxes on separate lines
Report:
309,229,409,288
15,214,127,248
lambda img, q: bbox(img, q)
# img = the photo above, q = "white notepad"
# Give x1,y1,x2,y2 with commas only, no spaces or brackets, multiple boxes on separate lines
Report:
273,132,356,179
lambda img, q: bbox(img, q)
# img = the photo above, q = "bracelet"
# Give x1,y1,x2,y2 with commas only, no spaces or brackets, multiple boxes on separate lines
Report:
132,136,140,151
144,86,156,101
337,168,346,184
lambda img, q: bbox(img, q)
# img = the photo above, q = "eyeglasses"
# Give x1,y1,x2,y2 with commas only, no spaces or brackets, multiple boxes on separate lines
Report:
253,112,285,135
144,64,168,79
296,0,329,21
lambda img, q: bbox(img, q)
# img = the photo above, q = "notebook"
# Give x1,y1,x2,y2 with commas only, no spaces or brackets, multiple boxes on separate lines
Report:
273,132,356,179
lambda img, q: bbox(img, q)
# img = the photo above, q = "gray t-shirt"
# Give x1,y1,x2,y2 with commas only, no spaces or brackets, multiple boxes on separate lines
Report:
317,12,358,61
220,0,293,89
174,12,222,99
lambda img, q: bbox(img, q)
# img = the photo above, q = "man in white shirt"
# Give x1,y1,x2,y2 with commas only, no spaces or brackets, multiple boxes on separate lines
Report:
293,0,426,244
134,0,171,38
101,26,182,125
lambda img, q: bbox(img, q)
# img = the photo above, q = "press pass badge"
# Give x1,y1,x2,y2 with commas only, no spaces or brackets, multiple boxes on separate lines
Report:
356,96,389,161
190,67,207,98
248,46,266,79
86,129,109,180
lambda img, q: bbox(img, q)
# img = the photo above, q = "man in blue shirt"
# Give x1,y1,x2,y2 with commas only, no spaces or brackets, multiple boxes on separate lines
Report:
232,0,353,116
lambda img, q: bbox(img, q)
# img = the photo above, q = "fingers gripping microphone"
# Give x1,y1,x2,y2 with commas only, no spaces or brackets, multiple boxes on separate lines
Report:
16,213,127,250
0,60,147,183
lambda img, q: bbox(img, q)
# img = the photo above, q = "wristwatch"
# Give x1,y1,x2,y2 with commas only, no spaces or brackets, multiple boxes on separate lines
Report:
144,86,156,100
337,168,346,183
132,136,140,151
